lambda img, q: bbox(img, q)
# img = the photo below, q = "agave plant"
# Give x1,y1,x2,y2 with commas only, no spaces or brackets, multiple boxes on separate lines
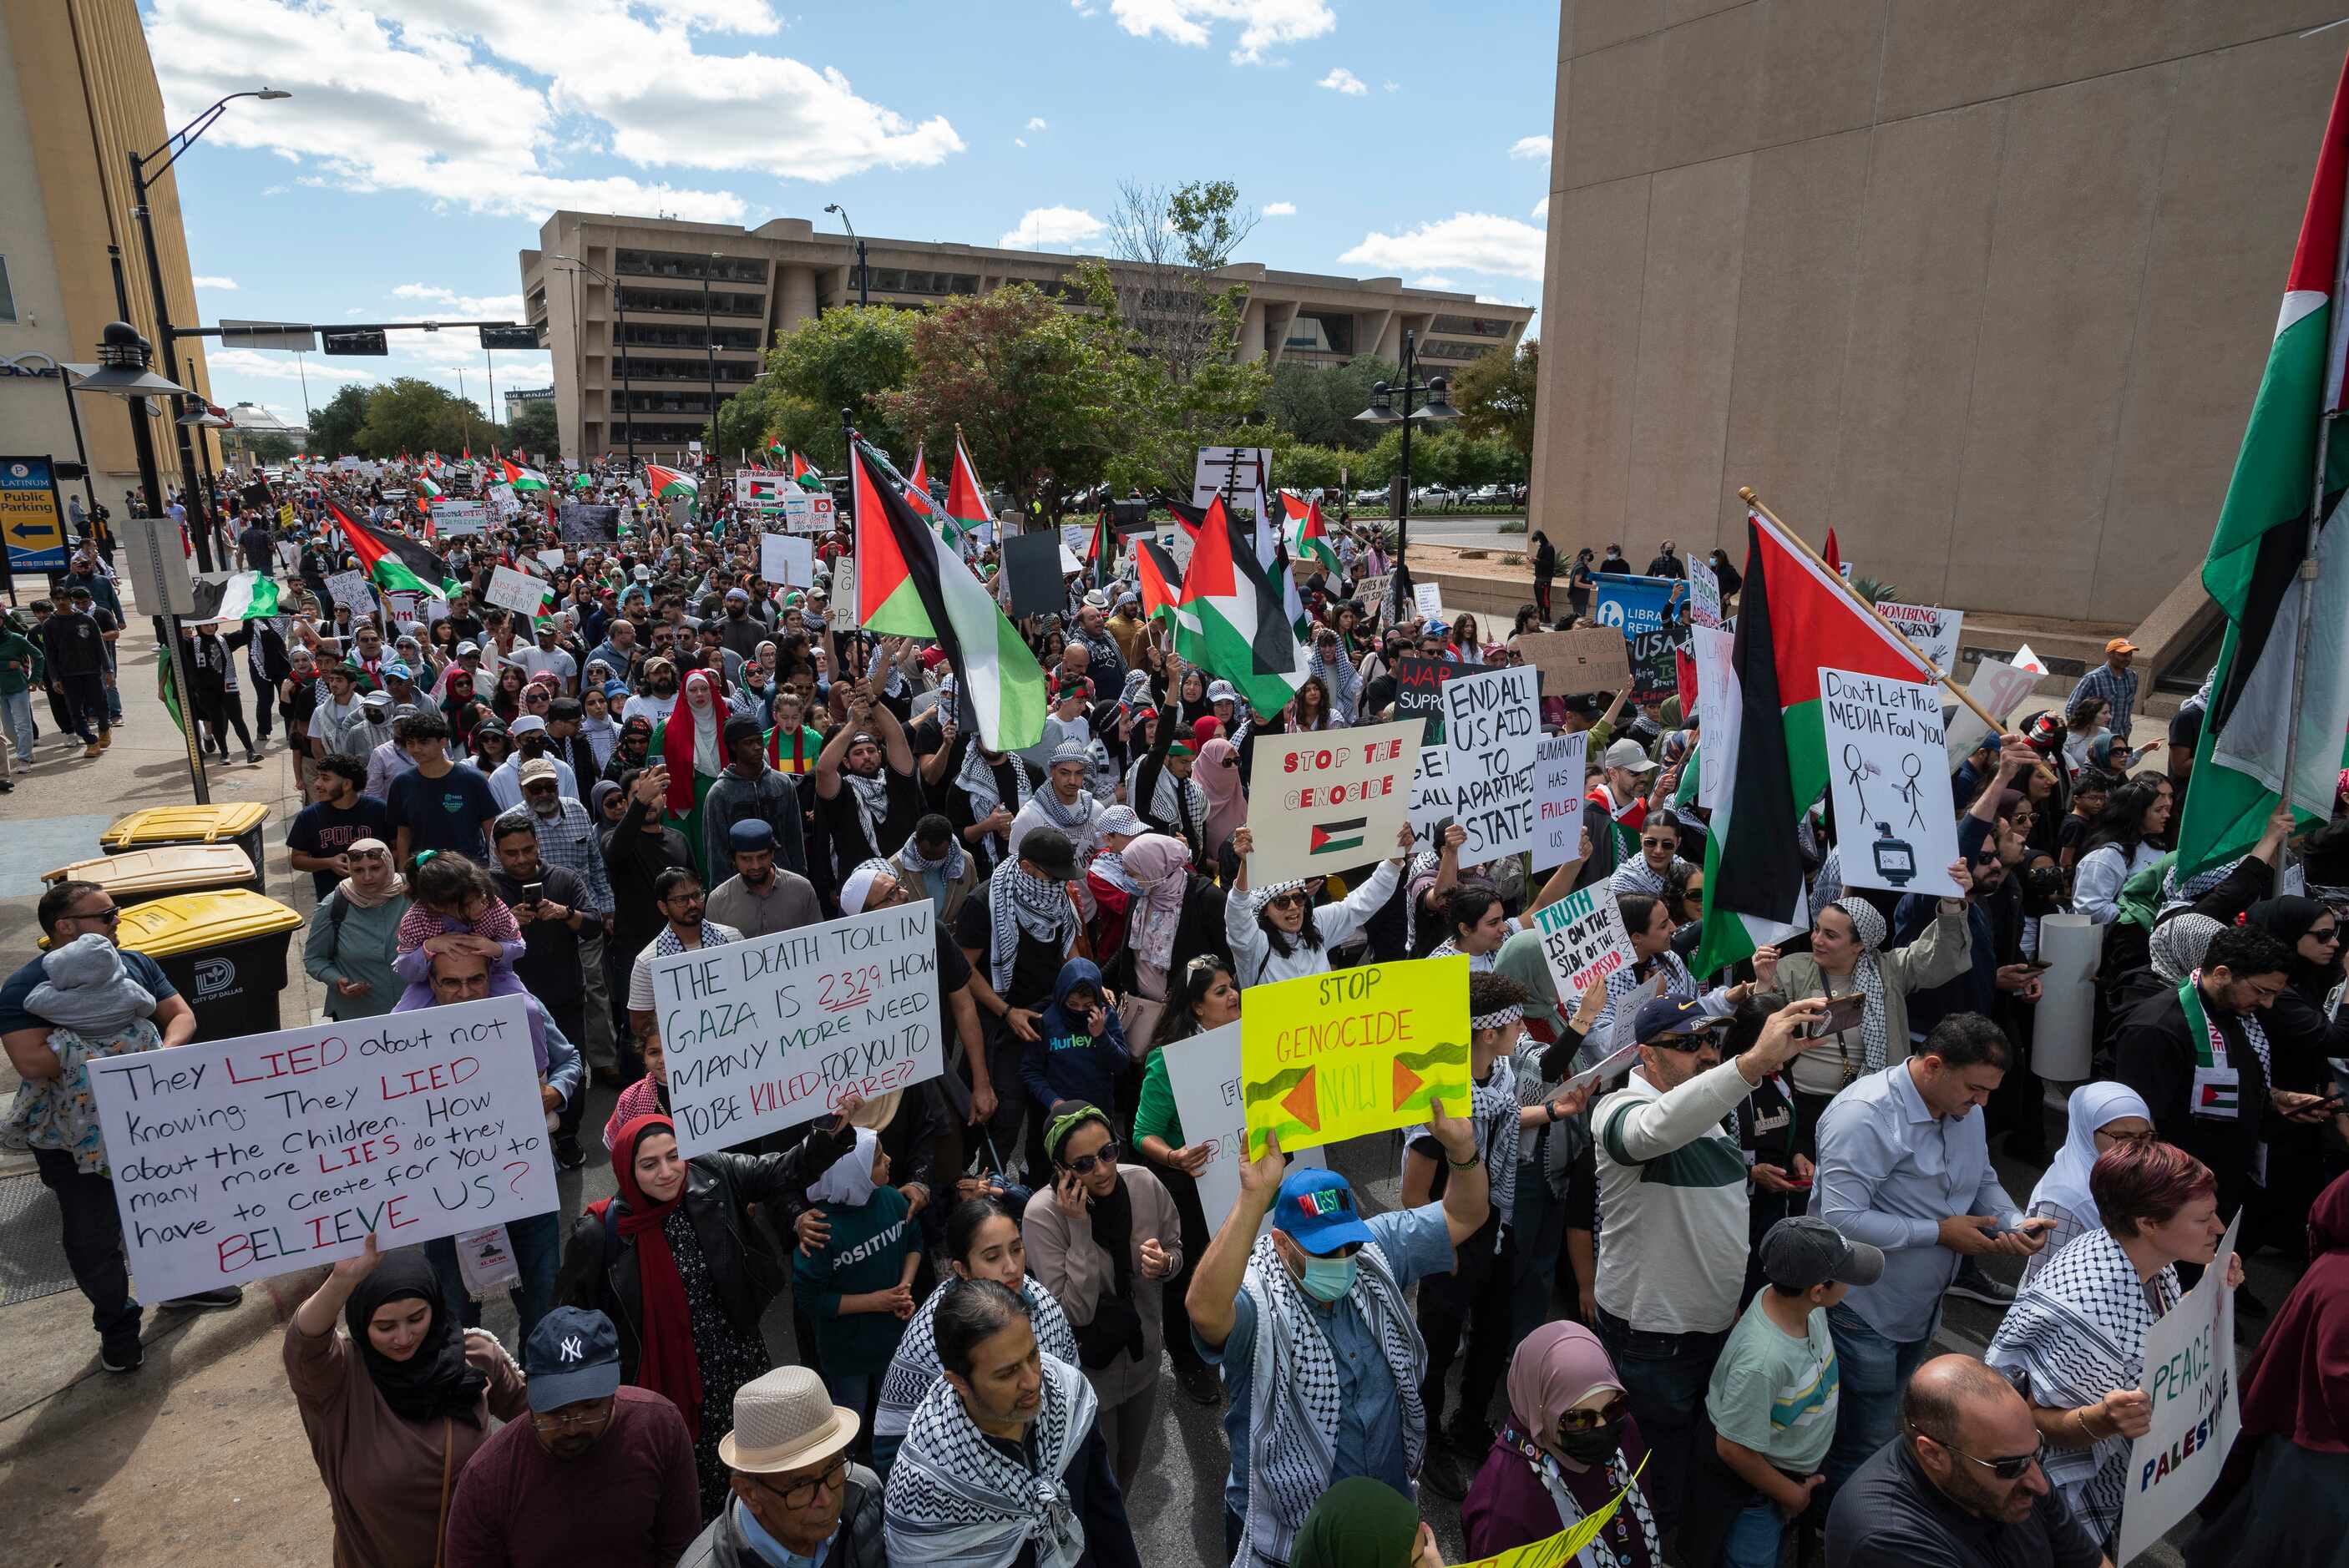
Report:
1848,574,1901,606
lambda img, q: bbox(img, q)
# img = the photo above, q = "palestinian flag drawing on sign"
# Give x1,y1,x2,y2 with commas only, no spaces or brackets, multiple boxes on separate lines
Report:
325,499,458,599
1309,817,1368,857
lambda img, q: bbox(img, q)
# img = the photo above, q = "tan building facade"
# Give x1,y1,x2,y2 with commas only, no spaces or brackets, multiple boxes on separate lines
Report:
0,0,220,504
1530,1,2348,621
521,212,1530,462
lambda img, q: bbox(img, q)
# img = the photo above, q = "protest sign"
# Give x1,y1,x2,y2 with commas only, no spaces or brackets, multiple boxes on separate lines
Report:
833,557,859,630
761,532,814,588
1191,445,1271,509
1531,731,1588,873
1820,666,1962,898
1690,625,1736,809
324,570,376,615
430,501,488,536
535,547,567,571
1357,573,1392,620
1244,718,1425,884
1413,582,1443,621
1562,1041,1643,1100
1407,744,1455,852
1155,524,1193,575
2117,1212,2242,1564
1441,665,1542,862
1447,1456,1649,1568
85,997,556,1305
1687,559,1723,629
1392,655,1464,741
556,503,620,544
1594,573,1683,703
1159,1023,1326,1235
484,564,547,617
1943,656,2041,763
2010,641,2048,675
1518,628,1630,696
736,470,790,508
1532,882,1637,1001
648,903,942,1157
1876,601,1964,675
1002,533,1066,619
1240,957,1471,1158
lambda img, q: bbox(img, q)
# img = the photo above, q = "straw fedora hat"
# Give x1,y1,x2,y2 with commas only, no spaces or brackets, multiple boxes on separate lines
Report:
717,1365,859,1475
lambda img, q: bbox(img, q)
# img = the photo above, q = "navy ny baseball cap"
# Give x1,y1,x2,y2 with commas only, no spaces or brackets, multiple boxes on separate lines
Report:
524,1306,622,1412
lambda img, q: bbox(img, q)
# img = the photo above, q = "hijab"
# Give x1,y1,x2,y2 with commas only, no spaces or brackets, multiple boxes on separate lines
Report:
2245,895,2336,993
2149,913,2223,984
2240,1170,2349,1452
2028,1083,2152,1231
336,837,408,911
343,1247,488,1424
605,1114,704,1439
659,666,726,811
1119,833,1192,970
1195,737,1247,863
1288,1478,1423,1568
807,1128,881,1207
1823,897,1894,1077
1507,1321,1623,1466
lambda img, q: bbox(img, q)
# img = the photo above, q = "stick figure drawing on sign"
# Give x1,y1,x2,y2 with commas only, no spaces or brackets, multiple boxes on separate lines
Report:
1842,744,1874,819
1897,752,1927,831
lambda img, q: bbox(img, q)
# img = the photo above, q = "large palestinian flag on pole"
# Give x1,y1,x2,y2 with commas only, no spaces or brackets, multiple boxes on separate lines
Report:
1693,508,1935,975
645,464,698,513
791,451,825,492
1271,490,1340,572
1175,495,1311,716
2174,50,2349,881
501,458,549,494
325,499,458,599
853,441,1046,752
188,571,284,622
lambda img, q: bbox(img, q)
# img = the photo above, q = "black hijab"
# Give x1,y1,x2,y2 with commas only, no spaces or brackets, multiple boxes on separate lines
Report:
2246,895,2339,995
343,1249,488,1424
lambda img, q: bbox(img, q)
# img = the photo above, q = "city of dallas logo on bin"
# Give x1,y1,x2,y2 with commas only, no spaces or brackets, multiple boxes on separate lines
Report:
194,958,239,999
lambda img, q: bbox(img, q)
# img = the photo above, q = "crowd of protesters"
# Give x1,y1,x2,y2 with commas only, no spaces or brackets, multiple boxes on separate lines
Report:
9,454,2349,1568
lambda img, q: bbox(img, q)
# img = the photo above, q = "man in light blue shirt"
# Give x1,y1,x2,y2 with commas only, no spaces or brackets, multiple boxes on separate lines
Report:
677,1364,885,1568
1810,1012,2056,1490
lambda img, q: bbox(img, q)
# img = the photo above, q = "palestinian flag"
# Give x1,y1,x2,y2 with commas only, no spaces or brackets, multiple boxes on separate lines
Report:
188,571,284,622
767,439,787,466
944,433,991,549
2175,51,2349,880
1693,508,1933,976
645,464,698,513
791,451,825,492
1174,495,1310,715
571,472,594,492
907,445,928,495
1086,506,1112,577
326,499,458,599
853,440,1047,751
502,458,549,493
1156,495,1207,543
1136,539,1183,626
1273,490,1341,572
415,474,443,523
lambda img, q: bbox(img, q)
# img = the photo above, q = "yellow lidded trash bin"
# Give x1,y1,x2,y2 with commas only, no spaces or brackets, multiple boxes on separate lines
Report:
99,803,271,898
42,845,259,908
113,889,305,1043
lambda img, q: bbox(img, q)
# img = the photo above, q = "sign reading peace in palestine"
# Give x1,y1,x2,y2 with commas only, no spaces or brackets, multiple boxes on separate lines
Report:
1240,956,1471,1158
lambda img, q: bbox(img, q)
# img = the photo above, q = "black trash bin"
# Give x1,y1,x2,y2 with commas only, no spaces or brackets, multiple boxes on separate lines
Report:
114,889,304,1043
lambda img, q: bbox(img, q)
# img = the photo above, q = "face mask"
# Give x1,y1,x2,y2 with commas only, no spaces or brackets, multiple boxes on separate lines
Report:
1299,1254,1355,1303
1556,1420,1623,1464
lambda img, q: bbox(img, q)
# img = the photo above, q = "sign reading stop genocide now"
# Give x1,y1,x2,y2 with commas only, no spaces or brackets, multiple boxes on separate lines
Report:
1243,717,1425,885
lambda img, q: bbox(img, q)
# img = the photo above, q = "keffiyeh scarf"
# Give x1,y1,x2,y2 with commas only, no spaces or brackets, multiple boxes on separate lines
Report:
874,1276,1077,1445
1499,1425,1663,1568
1033,779,1100,837
1131,754,1206,838
1827,898,1894,1078
987,861,1080,995
958,745,1032,828
653,921,730,959
1402,850,1443,953
884,1350,1097,1568
1233,1232,1426,1568
898,832,969,888
843,766,894,857
2149,915,2224,985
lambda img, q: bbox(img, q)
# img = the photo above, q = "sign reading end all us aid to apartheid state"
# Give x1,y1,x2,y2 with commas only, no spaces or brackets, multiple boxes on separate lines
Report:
1243,717,1425,885
86,997,556,1306
1240,957,1471,1158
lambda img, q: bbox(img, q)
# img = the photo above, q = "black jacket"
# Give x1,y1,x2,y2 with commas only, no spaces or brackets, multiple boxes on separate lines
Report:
557,1126,854,1384
675,1468,887,1568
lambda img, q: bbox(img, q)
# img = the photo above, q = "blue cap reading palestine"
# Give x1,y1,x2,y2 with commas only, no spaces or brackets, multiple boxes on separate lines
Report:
1272,1168,1375,1256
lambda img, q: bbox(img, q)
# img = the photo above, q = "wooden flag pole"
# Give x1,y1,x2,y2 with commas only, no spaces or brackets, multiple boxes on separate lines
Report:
1736,485,2055,781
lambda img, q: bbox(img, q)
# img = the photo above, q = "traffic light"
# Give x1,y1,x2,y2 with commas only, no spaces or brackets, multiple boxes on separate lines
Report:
478,325,539,350
321,329,389,356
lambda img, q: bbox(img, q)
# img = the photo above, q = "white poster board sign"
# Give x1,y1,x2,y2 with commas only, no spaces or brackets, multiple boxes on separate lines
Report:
1413,582,1443,622
1944,657,2042,764
1407,744,1455,852
2117,1212,2242,1564
535,548,568,571
1440,665,1542,862
1819,666,1962,898
1687,560,1723,630
2010,641,2048,675
1691,625,1737,810
761,532,814,588
1532,885,1638,1005
647,903,940,1156
782,490,837,534
833,557,859,630
1159,1022,1325,1235
1243,719,1426,885
86,997,555,1304
431,501,489,537
1531,731,1588,873
1876,601,1964,675
1190,446,1272,510
485,564,547,617
324,570,377,616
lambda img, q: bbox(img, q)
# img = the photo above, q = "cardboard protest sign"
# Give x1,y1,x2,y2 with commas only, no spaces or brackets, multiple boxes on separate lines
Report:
1518,628,1630,695
1687,559,1723,629
760,532,814,588
1876,601,1963,675
1690,625,1736,810
1820,666,1962,898
1001,533,1066,619
485,564,548,617
1440,665,1542,862
648,903,942,1156
555,502,620,544
1944,656,2040,763
1407,744,1455,852
1532,886,1637,1008
86,997,556,1305
1244,718,1425,884
1531,731,1588,872
1159,1023,1326,1234
1240,957,1471,1158
324,570,377,615
2117,1212,2241,1563
1413,582,1443,621
1392,655,1464,741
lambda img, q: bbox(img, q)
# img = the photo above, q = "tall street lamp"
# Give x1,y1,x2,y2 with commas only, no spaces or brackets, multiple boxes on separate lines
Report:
551,252,634,466
127,87,290,573
825,204,868,306
701,251,725,488
1354,328,1457,620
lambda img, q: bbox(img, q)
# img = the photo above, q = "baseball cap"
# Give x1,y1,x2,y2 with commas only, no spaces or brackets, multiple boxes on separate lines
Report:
360,690,392,715
1602,738,1658,774
455,640,481,656
1097,804,1145,839
524,1306,623,1413
1019,827,1081,882
518,756,559,786
1272,1168,1375,1256
1634,994,1729,1045
2104,637,2139,655
1206,680,1238,704
1759,1216,1886,1291
383,661,413,682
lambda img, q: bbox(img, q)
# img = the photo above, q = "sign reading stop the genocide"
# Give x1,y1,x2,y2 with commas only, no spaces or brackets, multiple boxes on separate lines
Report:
1244,718,1425,885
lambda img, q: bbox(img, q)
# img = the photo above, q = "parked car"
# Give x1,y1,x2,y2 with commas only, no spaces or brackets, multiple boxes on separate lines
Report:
1467,483,1509,504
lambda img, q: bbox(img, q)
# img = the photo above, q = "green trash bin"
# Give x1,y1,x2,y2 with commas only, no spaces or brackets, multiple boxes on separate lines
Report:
114,889,305,1044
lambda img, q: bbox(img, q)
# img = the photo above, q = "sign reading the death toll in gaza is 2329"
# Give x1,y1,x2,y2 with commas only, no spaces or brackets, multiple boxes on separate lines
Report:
1240,956,1471,1158
650,903,942,1156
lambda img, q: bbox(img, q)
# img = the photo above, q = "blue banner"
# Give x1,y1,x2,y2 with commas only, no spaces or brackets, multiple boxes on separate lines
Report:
1593,572,1684,703
0,454,67,574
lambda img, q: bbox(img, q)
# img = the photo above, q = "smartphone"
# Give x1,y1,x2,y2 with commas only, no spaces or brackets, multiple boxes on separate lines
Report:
2020,959,2053,974
1782,1177,1813,1190
523,881,544,908
1808,991,1869,1039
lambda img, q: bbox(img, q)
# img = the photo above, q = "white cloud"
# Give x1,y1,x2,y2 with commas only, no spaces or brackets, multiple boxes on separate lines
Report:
261,184,288,195
1339,212,1547,281
1263,200,1296,216
1015,137,1028,147
1027,117,1049,131
208,347,376,383
1409,276,1455,290
1095,0,1335,64
1318,66,1366,94
1510,134,1552,161
392,284,526,317
1530,195,1549,222
1000,206,1108,250
1382,79,1399,92
191,275,240,291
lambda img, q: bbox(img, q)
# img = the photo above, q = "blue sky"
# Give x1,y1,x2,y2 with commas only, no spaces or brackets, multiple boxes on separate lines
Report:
149,0,1557,428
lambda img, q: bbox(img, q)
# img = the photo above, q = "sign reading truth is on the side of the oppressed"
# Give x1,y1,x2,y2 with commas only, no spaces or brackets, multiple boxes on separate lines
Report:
1240,957,1471,1158
1441,665,1542,862
1244,717,1425,885
85,996,556,1306
1532,884,1637,1000
649,903,942,1156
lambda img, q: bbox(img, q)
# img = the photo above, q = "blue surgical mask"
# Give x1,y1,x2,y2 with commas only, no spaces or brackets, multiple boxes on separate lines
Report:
1299,1254,1356,1303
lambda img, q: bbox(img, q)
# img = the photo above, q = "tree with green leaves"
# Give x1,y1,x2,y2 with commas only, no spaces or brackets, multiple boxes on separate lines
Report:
1451,339,1538,459
1265,353,1397,450
508,398,559,458
714,305,916,473
1105,178,1258,382
247,431,297,463
306,384,369,458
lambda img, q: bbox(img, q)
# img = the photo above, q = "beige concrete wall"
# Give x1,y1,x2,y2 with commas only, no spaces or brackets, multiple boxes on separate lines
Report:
1531,0,2348,620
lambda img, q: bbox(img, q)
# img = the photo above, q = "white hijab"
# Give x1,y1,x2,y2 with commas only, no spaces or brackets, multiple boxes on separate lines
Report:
2028,1082,2153,1228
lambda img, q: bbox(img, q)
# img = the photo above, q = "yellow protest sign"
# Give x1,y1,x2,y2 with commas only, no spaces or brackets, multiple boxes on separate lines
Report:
1446,1454,1648,1568
1240,957,1470,1158
278,503,296,529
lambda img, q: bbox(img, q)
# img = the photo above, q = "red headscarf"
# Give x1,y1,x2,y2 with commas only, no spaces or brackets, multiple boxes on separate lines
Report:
659,667,724,813
2240,1169,2349,1452
603,1114,704,1439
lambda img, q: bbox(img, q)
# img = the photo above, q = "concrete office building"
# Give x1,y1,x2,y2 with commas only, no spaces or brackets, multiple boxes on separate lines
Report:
1529,1,2346,626
521,212,1531,462
0,0,220,503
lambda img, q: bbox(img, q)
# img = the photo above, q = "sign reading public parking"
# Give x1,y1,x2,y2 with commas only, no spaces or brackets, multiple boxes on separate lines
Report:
1,455,68,572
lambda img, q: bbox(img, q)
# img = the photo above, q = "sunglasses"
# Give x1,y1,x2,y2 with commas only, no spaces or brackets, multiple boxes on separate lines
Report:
1640,837,1677,850
1559,1396,1630,1431
1918,1426,2044,1481
1266,893,1306,911
1061,1141,1120,1176
69,905,122,924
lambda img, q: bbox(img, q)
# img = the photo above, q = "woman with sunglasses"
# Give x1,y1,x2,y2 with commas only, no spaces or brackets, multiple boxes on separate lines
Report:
2017,1084,2154,1290
1461,1322,1661,1567
1987,1139,2243,1551
1020,1100,1182,1495
1225,822,1410,987
302,837,412,1023
1134,958,1243,1406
